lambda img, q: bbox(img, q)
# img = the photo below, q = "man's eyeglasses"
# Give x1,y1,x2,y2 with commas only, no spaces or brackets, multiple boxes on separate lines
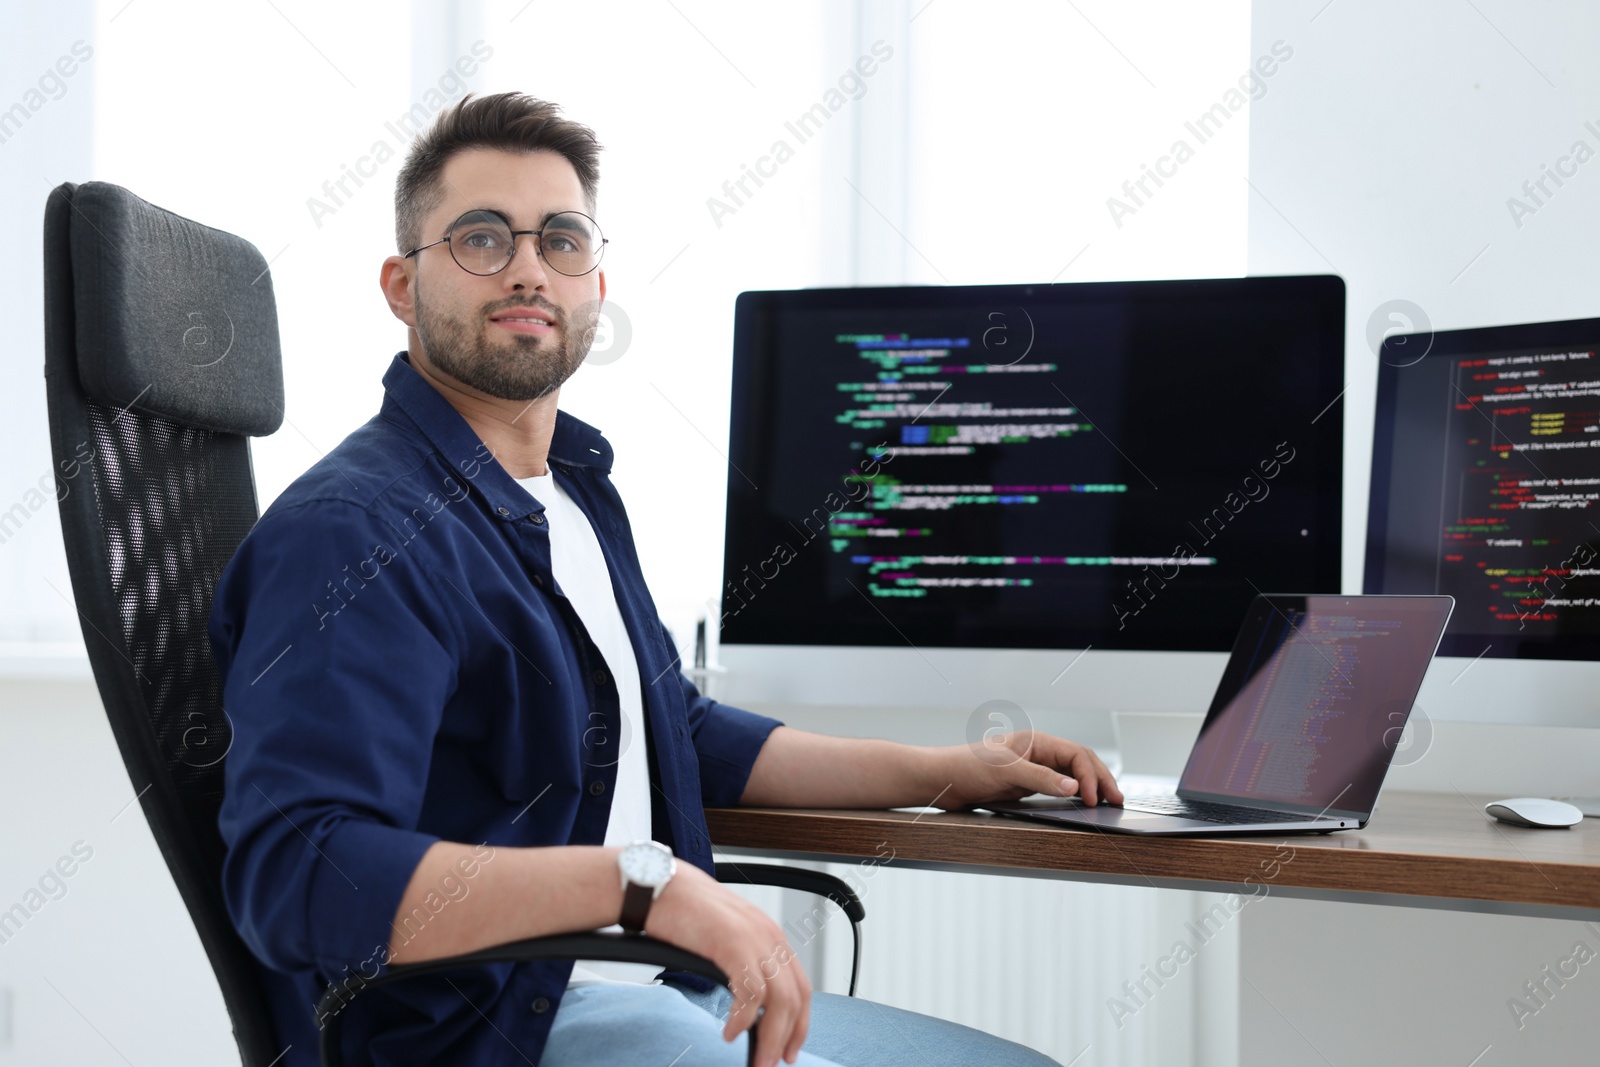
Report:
404,209,608,277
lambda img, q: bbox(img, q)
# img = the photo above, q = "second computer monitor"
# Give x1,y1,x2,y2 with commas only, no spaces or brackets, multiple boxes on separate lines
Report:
1366,314,1600,660
720,276,1346,652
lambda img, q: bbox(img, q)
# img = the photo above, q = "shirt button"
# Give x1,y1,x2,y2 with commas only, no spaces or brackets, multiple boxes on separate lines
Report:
588,780,606,796
531,996,551,1014
497,506,510,516
531,513,546,525
676,723,686,740
592,667,609,687
532,574,545,589
693,833,705,851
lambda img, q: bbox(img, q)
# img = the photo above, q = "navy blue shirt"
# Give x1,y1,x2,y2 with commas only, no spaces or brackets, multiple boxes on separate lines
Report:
209,352,783,1066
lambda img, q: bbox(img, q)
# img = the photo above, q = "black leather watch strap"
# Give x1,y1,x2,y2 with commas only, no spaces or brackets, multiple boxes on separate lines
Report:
620,880,654,933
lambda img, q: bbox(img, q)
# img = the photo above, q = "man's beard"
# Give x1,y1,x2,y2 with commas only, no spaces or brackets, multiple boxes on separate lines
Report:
413,282,600,402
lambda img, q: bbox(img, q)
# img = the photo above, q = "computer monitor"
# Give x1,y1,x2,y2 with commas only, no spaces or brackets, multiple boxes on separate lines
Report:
1366,315,1600,726
1367,316,1600,656
713,277,1346,713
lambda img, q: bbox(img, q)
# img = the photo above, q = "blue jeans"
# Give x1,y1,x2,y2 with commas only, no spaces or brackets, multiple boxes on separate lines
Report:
539,978,1063,1066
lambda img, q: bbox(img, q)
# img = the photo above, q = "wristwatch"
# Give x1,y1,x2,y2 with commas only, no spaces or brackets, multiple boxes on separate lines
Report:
618,840,677,933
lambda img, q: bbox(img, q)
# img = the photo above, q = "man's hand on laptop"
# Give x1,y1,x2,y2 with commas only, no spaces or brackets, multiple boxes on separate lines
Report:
930,729,1124,810
647,861,811,1067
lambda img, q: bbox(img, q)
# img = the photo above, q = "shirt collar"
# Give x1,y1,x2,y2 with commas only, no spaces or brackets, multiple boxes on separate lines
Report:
379,351,615,519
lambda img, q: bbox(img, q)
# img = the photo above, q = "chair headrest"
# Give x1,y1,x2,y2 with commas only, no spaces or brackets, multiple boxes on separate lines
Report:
66,181,284,436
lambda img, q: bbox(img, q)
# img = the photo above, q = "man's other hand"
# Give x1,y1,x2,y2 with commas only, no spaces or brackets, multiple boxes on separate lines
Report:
645,862,811,1067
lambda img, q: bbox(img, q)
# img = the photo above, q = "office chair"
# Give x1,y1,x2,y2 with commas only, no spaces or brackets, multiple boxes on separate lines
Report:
42,180,864,1067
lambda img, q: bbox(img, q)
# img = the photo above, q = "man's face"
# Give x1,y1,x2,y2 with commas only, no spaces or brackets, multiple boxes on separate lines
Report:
405,148,605,403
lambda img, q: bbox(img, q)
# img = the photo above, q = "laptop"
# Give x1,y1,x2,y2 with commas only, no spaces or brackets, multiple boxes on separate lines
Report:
981,594,1455,836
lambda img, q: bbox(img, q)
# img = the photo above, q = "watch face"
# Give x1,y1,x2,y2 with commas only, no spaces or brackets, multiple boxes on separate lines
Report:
620,843,674,888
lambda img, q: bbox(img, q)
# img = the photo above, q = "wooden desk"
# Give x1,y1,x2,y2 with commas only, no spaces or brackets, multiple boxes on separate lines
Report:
707,791,1600,921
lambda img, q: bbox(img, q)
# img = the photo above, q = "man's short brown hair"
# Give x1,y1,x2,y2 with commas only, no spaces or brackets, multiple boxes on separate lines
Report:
394,92,602,254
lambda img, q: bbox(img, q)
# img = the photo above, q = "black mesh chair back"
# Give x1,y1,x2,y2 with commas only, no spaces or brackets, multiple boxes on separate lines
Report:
43,181,287,1066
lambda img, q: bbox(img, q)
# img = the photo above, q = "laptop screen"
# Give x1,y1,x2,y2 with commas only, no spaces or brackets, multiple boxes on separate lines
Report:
1178,594,1454,817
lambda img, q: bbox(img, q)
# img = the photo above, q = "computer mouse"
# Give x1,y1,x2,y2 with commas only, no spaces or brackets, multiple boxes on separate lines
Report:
1484,797,1584,829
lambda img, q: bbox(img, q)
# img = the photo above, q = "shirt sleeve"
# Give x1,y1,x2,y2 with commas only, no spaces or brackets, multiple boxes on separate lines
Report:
662,622,784,808
209,498,458,975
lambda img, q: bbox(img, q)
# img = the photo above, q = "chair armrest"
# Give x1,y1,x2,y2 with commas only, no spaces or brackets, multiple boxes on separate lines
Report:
715,862,866,997
316,931,754,1067
715,862,866,923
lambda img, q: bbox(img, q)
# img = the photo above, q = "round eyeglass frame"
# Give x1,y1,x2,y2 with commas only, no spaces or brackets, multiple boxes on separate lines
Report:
403,209,608,277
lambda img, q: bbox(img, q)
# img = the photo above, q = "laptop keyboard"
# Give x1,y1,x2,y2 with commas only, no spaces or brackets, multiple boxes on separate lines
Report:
1120,794,1316,825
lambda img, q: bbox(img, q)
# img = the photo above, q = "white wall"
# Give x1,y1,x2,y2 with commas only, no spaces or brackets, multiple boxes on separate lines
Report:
1243,898,1600,1067
0,4,96,646
0,677,235,1065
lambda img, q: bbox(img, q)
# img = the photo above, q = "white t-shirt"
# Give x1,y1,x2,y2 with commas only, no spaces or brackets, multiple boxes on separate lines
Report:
515,469,660,987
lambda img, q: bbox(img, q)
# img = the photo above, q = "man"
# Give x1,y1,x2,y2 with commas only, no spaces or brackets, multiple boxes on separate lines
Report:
209,91,1122,1067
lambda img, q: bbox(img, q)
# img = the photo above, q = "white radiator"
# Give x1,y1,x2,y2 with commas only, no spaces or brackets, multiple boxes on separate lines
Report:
720,857,1241,1066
